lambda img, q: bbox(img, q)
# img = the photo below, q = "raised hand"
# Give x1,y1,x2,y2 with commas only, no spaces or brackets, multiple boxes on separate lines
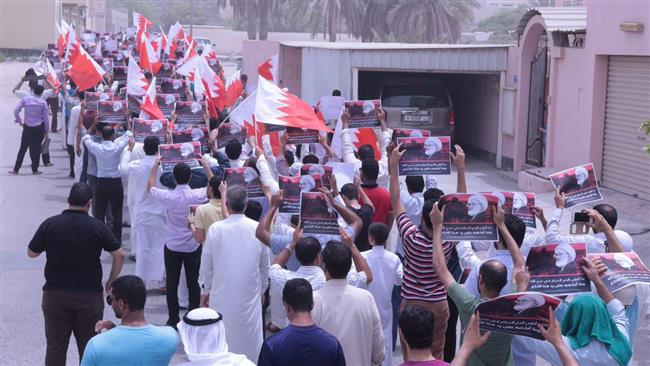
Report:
451,144,465,169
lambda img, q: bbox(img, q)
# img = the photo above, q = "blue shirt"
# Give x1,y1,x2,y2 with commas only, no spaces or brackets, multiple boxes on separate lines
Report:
258,324,346,366
81,324,178,366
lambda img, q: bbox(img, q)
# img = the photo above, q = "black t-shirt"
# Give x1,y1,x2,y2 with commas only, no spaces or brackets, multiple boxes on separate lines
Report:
29,209,121,292
353,204,374,252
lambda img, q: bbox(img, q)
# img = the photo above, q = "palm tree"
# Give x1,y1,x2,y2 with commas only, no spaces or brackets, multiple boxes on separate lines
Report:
390,0,478,43
230,0,258,40
360,0,394,42
293,0,364,42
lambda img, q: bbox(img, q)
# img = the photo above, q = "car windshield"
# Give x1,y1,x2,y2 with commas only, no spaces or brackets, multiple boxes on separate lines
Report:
382,84,449,108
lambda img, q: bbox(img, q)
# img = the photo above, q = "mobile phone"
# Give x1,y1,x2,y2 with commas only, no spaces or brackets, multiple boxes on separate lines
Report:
573,212,590,223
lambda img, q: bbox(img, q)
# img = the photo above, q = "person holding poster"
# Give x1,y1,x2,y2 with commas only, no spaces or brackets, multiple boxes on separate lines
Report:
147,157,213,329
546,193,633,254
427,202,514,366
549,163,603,208
388,147,454,360
516,260,633,366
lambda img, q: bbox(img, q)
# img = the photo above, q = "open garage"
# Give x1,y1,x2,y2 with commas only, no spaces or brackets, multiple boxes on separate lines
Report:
277,42,513,168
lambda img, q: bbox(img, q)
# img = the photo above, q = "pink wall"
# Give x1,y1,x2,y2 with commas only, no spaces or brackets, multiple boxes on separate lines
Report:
242,40,279,87
509,1,650,174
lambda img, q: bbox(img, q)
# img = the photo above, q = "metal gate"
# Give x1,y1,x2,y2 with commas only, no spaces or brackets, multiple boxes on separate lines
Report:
525,36,548,166
602,56,650,200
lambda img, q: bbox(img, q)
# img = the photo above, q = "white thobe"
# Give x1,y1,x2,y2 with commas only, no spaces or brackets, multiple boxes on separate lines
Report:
200,214,270,363
119,152,165,282
361,246,403,366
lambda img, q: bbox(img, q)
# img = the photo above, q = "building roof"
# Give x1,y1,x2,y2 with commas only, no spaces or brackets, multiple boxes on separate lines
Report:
517,6,587,35
279,41,511,50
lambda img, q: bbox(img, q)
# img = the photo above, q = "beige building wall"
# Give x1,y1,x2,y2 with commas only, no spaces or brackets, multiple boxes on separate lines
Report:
1,0,58,49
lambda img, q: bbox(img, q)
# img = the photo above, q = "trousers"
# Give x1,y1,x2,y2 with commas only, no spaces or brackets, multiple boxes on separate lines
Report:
13,125,44,173
42,290,103,366
164,245,202,326
47,97,59,132
95,177,123,241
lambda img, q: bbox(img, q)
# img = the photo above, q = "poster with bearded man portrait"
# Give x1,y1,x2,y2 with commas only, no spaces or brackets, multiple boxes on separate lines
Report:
439,193,498,241
526,242,590,295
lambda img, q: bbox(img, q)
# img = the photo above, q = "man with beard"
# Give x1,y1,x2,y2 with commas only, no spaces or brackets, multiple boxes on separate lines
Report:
81,275,178,365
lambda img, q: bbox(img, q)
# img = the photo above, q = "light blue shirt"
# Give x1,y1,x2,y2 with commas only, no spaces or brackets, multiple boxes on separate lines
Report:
81,324,178,366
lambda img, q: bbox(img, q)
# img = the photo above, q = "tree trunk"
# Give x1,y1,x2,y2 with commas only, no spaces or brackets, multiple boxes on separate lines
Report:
258,0,269,40
246,1,257,40
328,0,337,42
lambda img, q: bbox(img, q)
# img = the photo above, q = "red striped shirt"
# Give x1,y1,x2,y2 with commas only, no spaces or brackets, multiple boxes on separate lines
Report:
397,212,452,302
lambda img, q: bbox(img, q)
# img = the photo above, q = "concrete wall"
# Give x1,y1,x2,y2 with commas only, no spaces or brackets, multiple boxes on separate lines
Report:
1,1,57,50
241,40,280,89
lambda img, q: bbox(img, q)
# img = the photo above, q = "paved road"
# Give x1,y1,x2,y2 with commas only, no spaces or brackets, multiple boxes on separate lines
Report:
1,61,649,365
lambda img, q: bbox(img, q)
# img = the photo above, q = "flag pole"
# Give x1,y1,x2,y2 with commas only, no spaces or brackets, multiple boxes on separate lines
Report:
221,90,256,123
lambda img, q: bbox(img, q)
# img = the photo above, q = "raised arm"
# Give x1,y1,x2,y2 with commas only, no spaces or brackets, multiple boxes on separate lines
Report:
273,222,301,267
355,176,375,213
451,314,491,366
340,227,373,284
494,206,525,268
389,146,406,217
146,157,161,192
451,145,467,193
430,204,455,289
582,258,615,303
538,308,580,366
256,191,282,247
321,188,362,237
586,209,624,253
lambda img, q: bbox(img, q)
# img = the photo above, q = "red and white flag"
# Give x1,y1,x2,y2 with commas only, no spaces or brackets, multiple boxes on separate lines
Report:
63,27,80,64
139,33,161,75
202,43,218,62
44,59,61,93
192,66,206,102
56,23,67,59
166,22,185,58
126,55,149,96
66,44,106,92
133,12,153,43
258,54,278,83
255,77,330,132
224,69,244,108
229,91,281,155
139,77,164,120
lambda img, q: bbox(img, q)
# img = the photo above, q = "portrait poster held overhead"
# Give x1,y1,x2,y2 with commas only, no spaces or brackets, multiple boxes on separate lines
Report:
85,91,113,112
397,136,451,176
224,167,264,198
587,252,650,293
159,142,202,173
174,101,205,125
318,96,345,120
171,127,210,154
300,192,340,236
216,123,247,149
439,193,499,241
279,174,323,214
526,243,590,295
132,118,168,144
157,63,174,78
300,164,333,190
391,128,431,144
97,100,126,124
549,163,603,208
286,127,319,145
485,191,537,229
112,66,127,82
157,94,179,118
160,78,187,100
476,292,561,340
127,94,141,114
344,100,382,128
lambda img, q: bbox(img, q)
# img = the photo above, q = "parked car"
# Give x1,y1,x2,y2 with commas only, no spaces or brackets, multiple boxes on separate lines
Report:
380,80,455,139
194,37,213,51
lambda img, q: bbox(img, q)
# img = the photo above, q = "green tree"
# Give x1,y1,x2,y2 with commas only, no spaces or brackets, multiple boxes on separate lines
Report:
641,120,650,155
389,0,478,43
292,0,364,42
474,6,528,44
359,0,394,42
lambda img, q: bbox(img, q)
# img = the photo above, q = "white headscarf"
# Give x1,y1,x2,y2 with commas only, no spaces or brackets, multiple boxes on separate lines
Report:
177,308,253,366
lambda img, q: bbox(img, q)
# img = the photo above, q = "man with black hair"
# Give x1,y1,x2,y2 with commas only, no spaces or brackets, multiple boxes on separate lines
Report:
11,84,50,175
28,183,125,366
148,158,214,328
338,179,375,251
258,278,346,366
119,136,165,288
81,275,177,366
360,158,394,225
66,90,83,178
546,193,632,253
82,125,133,241
429,203,514,366
200,186,270,362
362,222,403,366
189,176,226,244
312,238,384,366
225,139,244,167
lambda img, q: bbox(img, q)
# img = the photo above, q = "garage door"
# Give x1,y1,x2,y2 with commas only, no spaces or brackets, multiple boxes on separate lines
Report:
602,56,650,200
